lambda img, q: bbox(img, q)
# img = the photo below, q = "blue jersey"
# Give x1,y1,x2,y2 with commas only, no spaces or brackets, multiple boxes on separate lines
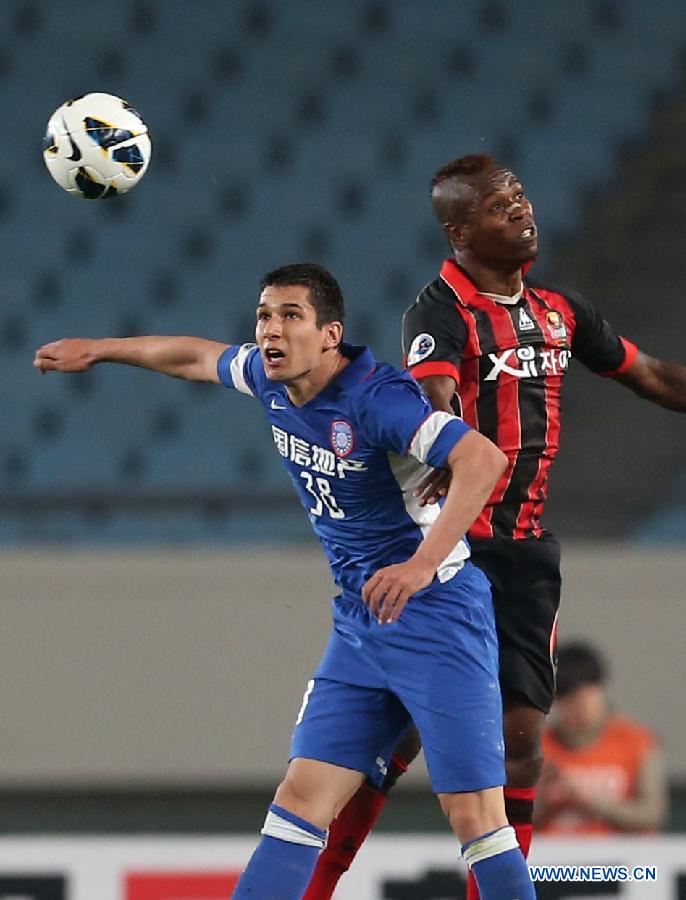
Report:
217,343,472,597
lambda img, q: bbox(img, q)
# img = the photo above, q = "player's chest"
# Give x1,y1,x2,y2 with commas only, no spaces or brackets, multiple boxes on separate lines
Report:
265,399,376,485
461,301,573,383
264,401,384,521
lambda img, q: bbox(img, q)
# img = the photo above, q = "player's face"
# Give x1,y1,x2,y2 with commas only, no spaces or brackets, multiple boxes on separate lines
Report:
256,285,335,382
459,169,538,266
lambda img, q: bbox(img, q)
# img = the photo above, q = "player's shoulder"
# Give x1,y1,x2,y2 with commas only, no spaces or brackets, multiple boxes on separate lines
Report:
406,274,458,316
403,276,470,349
352,359,425,405
360,359,421,391
526,276,594,313
348,360,431,434
235,342,268,394
238,342,264,369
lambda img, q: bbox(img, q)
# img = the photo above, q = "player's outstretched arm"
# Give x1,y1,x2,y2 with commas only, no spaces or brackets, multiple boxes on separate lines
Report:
616,350,686,412
33,336,230,383
363,431,506,624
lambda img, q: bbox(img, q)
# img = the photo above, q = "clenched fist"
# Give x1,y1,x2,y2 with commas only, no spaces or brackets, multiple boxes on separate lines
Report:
33,339,98,373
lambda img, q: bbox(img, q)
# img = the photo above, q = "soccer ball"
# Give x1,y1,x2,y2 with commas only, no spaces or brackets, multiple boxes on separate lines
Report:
42,92,152,199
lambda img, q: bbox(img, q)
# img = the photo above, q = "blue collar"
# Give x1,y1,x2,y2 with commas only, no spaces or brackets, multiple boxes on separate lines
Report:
332,343,377,391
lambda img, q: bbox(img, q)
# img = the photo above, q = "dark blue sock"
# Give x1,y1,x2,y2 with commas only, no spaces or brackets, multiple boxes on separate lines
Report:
232,804,326,899
463,826,536,899
471,846,536,899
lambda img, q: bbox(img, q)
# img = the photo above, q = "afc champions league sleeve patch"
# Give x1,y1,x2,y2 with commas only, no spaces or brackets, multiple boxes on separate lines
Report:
330,419,355,457
407,333,436,367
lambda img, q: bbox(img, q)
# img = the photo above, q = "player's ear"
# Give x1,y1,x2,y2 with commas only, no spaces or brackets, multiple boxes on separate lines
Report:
323,321,343,350
445,221,468,250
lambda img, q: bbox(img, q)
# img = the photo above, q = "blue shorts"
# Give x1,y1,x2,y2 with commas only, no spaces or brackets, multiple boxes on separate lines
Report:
290,561,505,794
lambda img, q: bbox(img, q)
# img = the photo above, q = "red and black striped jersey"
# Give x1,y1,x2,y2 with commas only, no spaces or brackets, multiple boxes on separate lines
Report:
402,259,638,541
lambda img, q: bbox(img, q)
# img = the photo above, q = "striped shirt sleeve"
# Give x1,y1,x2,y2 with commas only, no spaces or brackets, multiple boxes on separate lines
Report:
217,343,260,395
359,378,471,465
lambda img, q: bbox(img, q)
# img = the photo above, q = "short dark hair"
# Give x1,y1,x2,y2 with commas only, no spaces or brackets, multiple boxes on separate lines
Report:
430,153,502,227
430,152,499,194
260,263,345,328
555,641,609,698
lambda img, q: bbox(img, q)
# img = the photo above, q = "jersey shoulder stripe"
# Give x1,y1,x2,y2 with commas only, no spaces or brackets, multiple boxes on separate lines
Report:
217,343,260,395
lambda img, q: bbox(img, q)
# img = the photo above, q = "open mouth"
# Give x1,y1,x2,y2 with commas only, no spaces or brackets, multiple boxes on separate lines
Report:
520,225,536,240
264,347,286,363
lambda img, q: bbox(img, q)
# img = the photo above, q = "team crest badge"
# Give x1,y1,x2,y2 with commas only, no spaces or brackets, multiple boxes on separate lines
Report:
546,310,568,345
407,333,436,367
330,420,355,457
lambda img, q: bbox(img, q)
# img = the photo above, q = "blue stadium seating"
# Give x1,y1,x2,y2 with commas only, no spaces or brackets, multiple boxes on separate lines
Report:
2,0,686,541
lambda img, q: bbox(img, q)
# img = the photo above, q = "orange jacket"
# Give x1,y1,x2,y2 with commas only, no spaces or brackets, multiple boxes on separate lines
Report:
539,714,657,835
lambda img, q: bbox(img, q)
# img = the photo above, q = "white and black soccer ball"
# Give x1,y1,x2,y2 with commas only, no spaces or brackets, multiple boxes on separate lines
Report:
42,92,152,199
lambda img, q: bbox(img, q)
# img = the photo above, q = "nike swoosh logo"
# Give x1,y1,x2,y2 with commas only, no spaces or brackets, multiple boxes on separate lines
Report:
62,117,81,161
270,398,287,410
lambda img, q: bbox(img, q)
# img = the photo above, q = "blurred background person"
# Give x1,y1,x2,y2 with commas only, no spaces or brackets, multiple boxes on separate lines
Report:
535,641,667,836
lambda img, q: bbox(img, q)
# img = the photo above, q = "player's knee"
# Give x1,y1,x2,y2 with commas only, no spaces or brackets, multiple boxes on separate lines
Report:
438,789,508,845
273,773,311,810
504,750,544,788
273,773,335,830
503,712,545,787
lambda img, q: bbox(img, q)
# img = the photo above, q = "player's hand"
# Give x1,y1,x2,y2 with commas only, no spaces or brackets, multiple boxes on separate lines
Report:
33,339,97,374
362,558,436,625
413,468,451,506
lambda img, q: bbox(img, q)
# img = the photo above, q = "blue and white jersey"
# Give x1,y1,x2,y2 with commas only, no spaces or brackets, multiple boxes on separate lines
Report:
218,343,473,598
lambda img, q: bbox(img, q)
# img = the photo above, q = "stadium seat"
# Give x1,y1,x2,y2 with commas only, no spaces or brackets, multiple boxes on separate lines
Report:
4,0,686,541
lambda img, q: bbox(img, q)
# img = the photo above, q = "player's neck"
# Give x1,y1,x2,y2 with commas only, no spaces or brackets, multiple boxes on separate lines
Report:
454,253,523,297
286,349,349,406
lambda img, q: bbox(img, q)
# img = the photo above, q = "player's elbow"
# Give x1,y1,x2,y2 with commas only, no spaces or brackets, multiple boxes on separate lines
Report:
494,444,508,477
479,436,508,480
473,436,508,494
449,432,507,484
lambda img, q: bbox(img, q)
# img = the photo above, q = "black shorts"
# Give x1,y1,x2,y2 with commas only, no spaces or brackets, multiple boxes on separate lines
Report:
469,532,561,714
